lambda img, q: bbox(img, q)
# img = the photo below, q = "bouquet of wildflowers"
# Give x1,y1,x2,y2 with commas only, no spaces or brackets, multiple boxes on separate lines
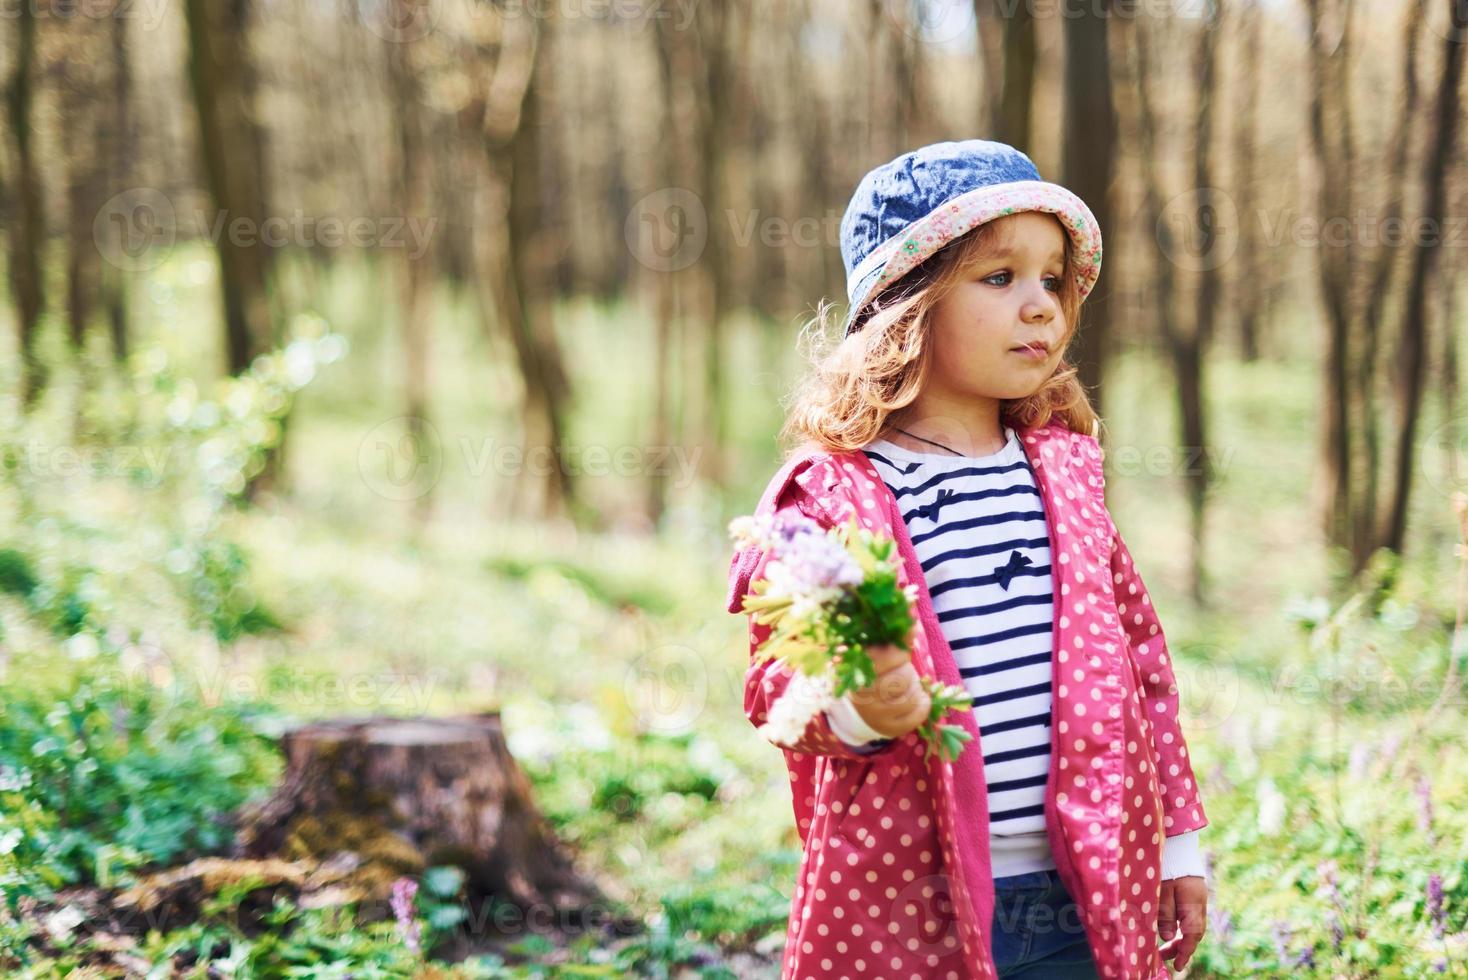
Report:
729,512,974,762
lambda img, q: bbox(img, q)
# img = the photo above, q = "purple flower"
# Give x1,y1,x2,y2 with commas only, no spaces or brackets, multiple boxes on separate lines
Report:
390,876,422,953
1208,906,1234,948
1427,873,1446,941
1316,861,1347,952
1271,920,1293,964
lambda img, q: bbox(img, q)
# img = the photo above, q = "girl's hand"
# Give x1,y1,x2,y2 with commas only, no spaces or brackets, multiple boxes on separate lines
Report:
1158,875,1208,972
846,643,932,739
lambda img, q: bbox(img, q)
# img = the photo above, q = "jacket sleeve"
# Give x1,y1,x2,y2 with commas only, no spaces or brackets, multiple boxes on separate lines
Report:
728,475,902,761
1108,517,1209,838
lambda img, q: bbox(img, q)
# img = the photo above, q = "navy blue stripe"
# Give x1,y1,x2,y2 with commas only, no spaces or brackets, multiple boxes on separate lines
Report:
990,803,1047,822
861,449,917,475
981,711,1051,736
972,680,1052,707
988,772,1050,794
910,509,1047,548
958,649,1052,678
921,535,1051,574
928,564,1051,600
984,742,1051,766
950,624,1052,656
938,591,1052,625
949,620,1053,651
880,460,1033,501
901,484,1040,525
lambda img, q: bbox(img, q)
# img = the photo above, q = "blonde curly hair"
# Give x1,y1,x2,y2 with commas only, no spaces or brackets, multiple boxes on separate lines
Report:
780,215,1100,458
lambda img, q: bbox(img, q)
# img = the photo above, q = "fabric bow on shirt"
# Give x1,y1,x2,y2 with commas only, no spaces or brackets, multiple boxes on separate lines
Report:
917,488,956,523
994,549,1033,590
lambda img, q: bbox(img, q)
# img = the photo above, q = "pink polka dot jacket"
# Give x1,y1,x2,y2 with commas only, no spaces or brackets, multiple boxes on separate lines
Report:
725,421,1209,979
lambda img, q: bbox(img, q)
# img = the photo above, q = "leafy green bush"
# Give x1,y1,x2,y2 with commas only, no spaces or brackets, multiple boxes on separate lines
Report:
0,650,283,896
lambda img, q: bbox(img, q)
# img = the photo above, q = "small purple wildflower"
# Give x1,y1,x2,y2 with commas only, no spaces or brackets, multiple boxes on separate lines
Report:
1427,873,1446,941
1317,859,1347,953
1208,906,1234,948
390,876,422,953
1271,920,1293,964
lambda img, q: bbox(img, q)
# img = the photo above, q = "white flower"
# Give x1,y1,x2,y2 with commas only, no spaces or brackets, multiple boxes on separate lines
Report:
757,671,836,748
1256,777,1286,835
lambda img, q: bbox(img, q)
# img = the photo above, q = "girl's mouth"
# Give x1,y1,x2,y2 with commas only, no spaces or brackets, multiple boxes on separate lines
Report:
1010,344,1049,361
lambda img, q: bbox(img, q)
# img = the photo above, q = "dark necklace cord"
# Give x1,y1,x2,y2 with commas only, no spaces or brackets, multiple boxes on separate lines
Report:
892,427,964,456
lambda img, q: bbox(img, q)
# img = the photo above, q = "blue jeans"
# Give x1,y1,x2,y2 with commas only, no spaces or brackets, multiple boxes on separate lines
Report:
991,869,1100,979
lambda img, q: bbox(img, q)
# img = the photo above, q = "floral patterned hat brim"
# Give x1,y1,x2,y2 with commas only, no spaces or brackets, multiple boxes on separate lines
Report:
842,181,1103,337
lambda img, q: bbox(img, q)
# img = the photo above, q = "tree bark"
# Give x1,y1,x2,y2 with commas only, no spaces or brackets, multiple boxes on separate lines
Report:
1353,4,1428,565
235,714,604,914
1062,0,1118,419
1181,0,1224,605
1232,0,1263,362
1304,0,1358,567
475,15,573,522
5,0,46,406
183,0,272,376
1380,0,1467,556
386,0,437,519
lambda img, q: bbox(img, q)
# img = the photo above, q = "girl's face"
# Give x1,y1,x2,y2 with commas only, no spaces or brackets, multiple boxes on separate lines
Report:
925,211,1069,404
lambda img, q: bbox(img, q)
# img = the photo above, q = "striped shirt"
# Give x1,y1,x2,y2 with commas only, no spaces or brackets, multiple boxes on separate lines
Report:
828,425,1058,877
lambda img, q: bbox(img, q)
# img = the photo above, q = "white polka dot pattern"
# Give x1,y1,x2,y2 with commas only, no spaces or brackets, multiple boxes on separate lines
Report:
727,422,1209,979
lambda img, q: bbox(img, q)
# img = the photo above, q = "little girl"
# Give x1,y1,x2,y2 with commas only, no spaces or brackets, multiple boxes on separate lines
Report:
727,140,1209,980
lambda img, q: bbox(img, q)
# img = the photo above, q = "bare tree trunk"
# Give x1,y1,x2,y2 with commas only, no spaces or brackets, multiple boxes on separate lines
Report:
1233,0,1263,362
1380,0,1466,555
1304,0,1358,564
1442,265,1460,417
475,16,573,522
1181,0,1224,606
693,0,733,486
974,0,1006,135
5,0,46,406
997,0,1036,151
1061,0,1118,419
386,1,437,520
103,12,134,367
64,88,103,358
1354,5,1428,565
183,0,272,376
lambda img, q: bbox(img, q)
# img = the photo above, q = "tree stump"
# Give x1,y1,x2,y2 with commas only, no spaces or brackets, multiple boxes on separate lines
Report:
234,712,603,917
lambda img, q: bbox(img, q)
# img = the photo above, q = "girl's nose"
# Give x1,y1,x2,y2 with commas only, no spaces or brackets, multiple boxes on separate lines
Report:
1021,286,1057,322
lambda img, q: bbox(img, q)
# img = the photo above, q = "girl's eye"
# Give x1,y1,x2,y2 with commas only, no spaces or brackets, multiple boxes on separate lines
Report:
981,270,1063,291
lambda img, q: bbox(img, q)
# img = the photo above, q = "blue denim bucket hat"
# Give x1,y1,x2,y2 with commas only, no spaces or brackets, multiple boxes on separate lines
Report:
839,139,1103,336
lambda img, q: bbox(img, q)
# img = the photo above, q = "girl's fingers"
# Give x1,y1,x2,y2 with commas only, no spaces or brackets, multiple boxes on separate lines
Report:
867,643,911,675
